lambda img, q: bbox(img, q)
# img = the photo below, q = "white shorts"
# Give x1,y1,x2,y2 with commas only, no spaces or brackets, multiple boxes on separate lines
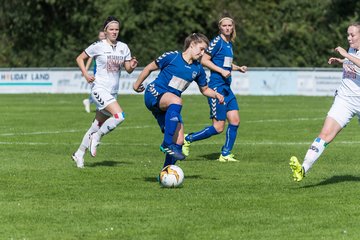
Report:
327,94,360,128
90,88,117,112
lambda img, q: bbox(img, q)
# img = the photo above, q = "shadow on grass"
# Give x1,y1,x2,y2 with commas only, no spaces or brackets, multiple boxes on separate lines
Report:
143,174,219,182
87,160,131,167
192,152,219,161
303,175,360,188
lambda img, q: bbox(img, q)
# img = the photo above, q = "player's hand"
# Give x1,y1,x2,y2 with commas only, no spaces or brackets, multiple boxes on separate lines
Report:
328,57,343,65
130,57,138,69
84,73,95,83
133,83,145,93
334,46,347,57
221,70,231,78
215,92,224,104
238,65,247,73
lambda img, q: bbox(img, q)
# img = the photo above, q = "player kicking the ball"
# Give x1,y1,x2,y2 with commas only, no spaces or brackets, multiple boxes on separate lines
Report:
133,33,224,168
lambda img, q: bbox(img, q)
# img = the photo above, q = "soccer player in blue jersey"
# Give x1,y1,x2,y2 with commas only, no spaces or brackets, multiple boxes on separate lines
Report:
182,14,247,162
133,33,224,167
290,22,360,182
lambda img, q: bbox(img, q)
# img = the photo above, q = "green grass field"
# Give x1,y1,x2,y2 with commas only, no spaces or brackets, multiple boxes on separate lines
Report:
1,94,360,239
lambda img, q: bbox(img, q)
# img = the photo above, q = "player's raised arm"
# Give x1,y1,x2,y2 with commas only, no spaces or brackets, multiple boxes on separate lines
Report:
334,46,360,67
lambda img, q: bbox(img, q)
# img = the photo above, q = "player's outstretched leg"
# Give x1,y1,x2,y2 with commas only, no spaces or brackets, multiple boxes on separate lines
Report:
289,156,305,182
183,126,219,157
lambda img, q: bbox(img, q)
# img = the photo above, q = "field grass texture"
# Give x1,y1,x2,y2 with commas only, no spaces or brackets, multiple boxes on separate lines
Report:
1,94,359,239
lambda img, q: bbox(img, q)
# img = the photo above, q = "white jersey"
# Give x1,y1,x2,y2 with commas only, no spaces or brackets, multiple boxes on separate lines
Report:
85,39,132,94
337,48,360,96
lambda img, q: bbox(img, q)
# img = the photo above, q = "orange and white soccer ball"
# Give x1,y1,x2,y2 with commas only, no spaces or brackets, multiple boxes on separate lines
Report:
159,165,184,188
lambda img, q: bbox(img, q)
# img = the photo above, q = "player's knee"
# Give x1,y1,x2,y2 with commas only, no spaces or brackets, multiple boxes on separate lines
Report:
214,124,224,133
318,133,334,143
213,121,225,133
231,119,240,126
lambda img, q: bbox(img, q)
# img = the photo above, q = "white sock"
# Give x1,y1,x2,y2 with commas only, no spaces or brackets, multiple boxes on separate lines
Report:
302,137,327,173
98,113,124,136
78,119,101,152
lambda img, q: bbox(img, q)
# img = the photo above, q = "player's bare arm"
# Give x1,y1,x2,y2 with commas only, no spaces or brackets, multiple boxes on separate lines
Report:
201,53,231,78
76,51,95,83
200,85,224,104
133,61,158,92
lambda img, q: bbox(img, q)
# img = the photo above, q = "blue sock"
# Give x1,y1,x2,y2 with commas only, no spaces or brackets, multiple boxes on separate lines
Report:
221,124,239,156
163,104,182,146
186,126,218,143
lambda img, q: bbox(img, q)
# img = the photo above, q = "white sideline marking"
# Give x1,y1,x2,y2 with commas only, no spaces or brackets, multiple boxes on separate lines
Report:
1,141,360,146
0,118,323,137
0,125,155,136
246,117,324,123
0,130,80,136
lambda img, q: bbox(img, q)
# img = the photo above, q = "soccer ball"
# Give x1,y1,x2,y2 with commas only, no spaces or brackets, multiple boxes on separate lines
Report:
159,165,184,188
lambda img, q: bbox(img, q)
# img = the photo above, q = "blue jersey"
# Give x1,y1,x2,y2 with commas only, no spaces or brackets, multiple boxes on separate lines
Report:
206,35,234,88
151,51,208,97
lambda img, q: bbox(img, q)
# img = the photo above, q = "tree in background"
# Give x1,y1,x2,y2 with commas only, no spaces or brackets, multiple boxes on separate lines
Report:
0,0,359,68
0,0,100,67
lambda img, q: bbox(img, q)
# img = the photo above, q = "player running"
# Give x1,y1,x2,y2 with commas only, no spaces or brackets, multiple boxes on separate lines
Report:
182,14,247,162
290,22,360,181
133,33,224,168
72,16,138,168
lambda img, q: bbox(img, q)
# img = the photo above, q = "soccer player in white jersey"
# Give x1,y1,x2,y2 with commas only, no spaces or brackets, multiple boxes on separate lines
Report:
133,33,224,168
290,22,360,181
72,16,138,168
182,14,247,162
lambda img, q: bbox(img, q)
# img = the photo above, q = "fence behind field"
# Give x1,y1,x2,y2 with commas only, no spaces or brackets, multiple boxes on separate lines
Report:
0,67,342,96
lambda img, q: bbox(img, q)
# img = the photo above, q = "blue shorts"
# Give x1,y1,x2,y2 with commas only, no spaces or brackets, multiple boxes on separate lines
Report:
208,86,239,121
144,83,183,133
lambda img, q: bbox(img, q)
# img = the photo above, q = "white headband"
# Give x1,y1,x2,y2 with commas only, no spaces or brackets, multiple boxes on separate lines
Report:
104,20,119,30
218,17,233,25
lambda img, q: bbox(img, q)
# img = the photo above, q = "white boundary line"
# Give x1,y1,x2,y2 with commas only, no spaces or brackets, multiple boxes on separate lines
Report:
1,141,360,146
0,117,324,137
246,117,324,123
